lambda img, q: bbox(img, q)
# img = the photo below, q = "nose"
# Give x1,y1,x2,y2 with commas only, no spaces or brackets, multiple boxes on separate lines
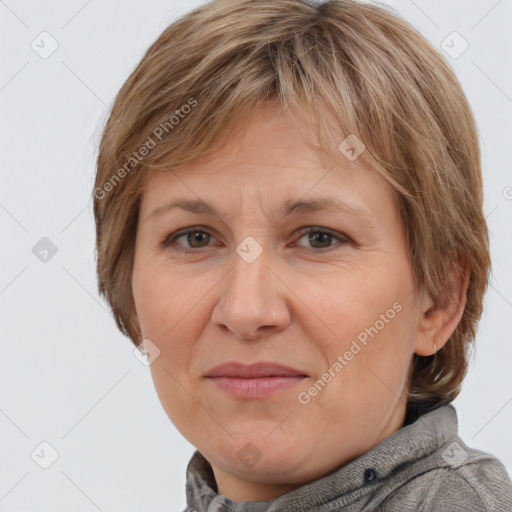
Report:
211,242,291,340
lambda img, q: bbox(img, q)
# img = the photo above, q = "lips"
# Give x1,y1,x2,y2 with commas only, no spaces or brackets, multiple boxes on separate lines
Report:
205,361,308,379
205,362,309,399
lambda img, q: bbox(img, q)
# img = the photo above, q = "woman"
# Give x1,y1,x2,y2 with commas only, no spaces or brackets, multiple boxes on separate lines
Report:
93,0,512,510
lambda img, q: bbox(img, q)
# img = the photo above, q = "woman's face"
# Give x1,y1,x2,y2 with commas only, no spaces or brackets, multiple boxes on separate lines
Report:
131,103,431,501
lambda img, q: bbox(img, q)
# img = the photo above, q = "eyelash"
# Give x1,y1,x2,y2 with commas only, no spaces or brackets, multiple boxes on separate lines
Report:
160,226,350,254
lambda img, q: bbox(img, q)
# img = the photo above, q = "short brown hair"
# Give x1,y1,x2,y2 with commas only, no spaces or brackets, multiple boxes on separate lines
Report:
93,0,490,409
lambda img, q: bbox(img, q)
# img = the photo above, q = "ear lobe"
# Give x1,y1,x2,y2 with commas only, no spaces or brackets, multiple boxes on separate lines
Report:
414,258,470,357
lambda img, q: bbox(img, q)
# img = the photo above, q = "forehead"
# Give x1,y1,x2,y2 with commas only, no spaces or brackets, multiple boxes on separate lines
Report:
139,103,395,222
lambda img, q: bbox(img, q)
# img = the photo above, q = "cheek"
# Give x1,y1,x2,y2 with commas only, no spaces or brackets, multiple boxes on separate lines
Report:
132,264,205,374
133,268,201,432
133,263,183,337
148,357,197,441
312,269,398,337
310,266,415,385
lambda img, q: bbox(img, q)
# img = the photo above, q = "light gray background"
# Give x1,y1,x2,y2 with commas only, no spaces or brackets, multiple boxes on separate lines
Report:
1,0,511,510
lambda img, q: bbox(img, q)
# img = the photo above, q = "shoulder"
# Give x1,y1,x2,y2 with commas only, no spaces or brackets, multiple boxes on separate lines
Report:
426,463,506,512
381,446,512,511
437,439,512,511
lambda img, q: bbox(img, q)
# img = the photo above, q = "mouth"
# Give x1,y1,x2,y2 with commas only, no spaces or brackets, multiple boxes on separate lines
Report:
205,361,308,378
205,361,308,399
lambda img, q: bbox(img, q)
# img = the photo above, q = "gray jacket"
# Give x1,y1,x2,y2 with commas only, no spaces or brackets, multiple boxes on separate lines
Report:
182,403,512,511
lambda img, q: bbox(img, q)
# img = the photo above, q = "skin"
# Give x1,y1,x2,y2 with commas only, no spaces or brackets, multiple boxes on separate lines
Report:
131,101,468,502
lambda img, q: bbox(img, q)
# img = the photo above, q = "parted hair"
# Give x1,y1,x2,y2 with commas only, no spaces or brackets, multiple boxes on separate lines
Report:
93,0,490,409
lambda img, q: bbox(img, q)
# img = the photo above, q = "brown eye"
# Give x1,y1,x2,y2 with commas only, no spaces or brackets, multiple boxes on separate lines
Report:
183,230,211,248
295,228,349,252
161,226,349,254
307,231,333,249
161,228,215,251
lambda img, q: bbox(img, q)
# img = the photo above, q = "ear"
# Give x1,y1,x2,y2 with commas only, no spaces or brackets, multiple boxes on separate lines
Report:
414,258,470,356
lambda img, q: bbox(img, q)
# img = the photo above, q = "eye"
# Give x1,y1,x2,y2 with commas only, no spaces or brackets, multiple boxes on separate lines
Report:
160,227,215,252
160,226,349,253
295,227,349,252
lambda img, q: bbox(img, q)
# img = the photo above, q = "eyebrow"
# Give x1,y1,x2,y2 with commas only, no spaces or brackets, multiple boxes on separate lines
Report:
145,197,374,223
